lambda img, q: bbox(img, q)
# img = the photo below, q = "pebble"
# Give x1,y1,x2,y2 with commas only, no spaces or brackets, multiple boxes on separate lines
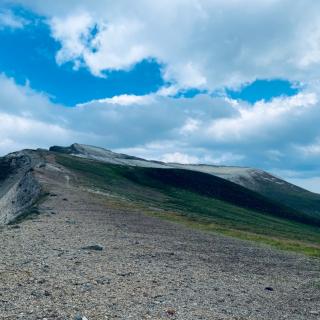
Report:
81,244,104,251
265,287,274,291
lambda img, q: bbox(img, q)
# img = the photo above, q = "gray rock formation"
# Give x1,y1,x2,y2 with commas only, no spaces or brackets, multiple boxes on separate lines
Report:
0,151,42,225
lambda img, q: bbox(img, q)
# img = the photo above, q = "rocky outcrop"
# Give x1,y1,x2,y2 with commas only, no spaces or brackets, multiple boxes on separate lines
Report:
0,151,42,225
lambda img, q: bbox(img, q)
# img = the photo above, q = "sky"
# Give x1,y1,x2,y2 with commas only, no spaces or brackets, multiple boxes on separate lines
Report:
0,1,320,193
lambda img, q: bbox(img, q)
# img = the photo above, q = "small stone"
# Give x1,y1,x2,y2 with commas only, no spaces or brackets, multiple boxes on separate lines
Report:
96,277,111,285
117,272,134,277
265,287,274,291
81,244,104,251
166,308,176,316
310,310,319,315
66,219,76,225
44,290,51,296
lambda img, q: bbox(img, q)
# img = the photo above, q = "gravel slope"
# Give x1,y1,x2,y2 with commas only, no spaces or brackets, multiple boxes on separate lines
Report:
0,157,319,320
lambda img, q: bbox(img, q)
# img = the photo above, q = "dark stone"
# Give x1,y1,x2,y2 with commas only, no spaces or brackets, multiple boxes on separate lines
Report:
44,290,51,296
81,244,104,251
166,308,176,316
265,286,274,291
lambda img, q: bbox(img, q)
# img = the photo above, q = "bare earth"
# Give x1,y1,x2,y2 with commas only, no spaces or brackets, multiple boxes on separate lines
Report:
0,159,319,320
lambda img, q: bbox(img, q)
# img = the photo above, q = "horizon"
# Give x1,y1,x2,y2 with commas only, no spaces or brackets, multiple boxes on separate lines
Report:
1,1,320,192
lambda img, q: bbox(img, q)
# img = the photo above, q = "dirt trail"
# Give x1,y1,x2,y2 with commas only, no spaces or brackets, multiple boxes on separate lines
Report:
0,158,319,320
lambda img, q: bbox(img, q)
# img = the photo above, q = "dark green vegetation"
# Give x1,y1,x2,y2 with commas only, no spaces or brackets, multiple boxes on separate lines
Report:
244,174,320,220
56,154,320,257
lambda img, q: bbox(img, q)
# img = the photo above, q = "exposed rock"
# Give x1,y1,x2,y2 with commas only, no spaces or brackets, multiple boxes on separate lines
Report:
0,151,42,225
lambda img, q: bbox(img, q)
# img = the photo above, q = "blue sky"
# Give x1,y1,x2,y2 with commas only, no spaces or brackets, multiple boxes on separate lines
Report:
0,11,164,105
1,1,320,192
0,8,297,106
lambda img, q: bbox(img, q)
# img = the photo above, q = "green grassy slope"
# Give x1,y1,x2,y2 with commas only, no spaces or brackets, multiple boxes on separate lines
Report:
244,175,320,219
56,154,320,257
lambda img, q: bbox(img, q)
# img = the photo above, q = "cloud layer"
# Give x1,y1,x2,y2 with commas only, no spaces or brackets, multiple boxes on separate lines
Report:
1,73,320,190
11,0,320,90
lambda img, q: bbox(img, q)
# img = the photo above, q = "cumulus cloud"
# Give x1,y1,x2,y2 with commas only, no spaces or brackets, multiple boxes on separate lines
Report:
206,92,318,143
0,9,28,29
0,74,98,154
11,0,320,90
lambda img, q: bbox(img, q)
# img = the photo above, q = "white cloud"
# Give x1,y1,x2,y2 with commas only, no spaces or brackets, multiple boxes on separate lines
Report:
0,9,28,29
12,0,320,90
77,94,155,107
50,12,94,69
179,118,200,135
296,139,320,157
0,74,98,152
206,92,318,143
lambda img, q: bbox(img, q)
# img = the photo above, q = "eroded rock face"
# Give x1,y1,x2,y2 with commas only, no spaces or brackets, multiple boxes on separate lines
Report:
0,152,42,225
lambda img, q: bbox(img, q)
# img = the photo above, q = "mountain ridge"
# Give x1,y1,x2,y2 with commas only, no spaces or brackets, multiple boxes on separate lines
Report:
49,143,320,218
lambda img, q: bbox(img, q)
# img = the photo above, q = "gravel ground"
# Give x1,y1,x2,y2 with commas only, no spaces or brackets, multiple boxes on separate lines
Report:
0,159,319,320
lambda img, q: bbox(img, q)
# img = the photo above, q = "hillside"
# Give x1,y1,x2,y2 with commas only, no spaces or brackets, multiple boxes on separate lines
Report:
0,144,319,257
53,151,320,256
50,144,320,221
0,146,319,319
177,164,320,219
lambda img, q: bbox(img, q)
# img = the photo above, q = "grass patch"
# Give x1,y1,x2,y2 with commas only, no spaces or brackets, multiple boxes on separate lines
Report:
138,209,320,257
